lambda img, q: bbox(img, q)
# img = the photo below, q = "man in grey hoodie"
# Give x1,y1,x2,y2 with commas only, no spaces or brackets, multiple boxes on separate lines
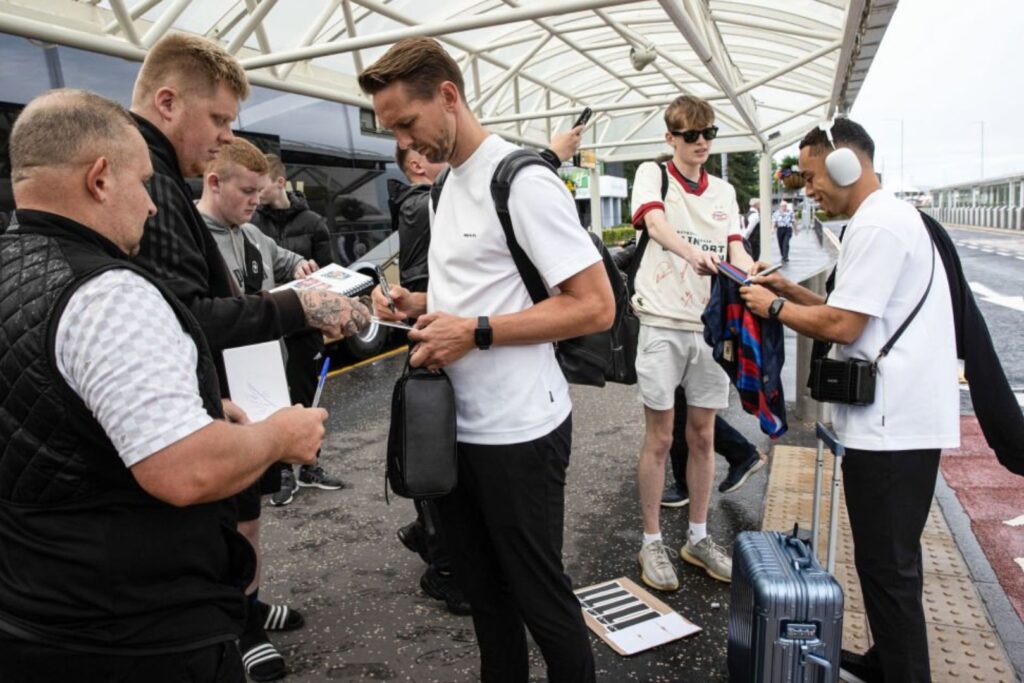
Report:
197,137,322,682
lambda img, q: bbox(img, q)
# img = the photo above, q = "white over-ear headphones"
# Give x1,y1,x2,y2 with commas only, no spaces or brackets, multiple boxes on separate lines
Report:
818,119,862,187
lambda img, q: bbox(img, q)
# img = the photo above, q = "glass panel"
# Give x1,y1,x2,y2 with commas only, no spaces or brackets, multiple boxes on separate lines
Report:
56,45,140,106
0,34,53,104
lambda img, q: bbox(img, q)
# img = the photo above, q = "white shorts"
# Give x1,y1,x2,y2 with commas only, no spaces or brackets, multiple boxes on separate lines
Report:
636,325,730,411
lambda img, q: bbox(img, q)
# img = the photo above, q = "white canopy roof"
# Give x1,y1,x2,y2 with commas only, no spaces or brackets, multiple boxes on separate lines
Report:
0,0,898,161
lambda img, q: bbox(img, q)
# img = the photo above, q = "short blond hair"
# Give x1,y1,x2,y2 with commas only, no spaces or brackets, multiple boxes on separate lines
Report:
665,95,714,131
206,138,268,180
134,33,249,106
10,89,136,183
264,153,286,181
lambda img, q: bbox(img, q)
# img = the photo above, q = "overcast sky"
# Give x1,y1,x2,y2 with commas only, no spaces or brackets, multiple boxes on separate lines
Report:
842,0,1024,191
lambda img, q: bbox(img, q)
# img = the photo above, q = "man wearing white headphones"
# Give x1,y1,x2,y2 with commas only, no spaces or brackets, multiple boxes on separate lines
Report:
740,118,959,683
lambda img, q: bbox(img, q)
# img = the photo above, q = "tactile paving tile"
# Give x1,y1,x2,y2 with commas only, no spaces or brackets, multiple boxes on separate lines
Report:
763,445,1015,681
929,624,1016,683
842,609,871,653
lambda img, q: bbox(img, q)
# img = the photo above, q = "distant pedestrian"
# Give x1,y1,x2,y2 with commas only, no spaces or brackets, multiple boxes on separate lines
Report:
772,200,795,262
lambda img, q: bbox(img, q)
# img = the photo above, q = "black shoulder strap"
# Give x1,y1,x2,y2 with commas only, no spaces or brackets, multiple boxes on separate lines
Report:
873,232,936,366
490,149,560,305
429,167,451,213
626,163,666,297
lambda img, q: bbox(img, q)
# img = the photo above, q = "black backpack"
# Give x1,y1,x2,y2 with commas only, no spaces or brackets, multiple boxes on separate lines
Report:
431,149,635,387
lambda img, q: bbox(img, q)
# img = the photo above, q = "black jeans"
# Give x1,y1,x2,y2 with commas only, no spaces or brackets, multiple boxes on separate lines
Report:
0,637,244,683
668,387,756,488
843,448,940,683
437,416,595,683
776,226,793,261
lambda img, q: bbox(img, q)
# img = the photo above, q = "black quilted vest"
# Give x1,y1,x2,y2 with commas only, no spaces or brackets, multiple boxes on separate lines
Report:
0,210,253,653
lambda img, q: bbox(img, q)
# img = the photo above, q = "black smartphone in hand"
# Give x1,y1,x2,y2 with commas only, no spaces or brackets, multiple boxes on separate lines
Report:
572,107,593,129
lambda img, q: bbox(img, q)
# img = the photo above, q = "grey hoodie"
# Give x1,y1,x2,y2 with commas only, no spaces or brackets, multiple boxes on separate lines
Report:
203,212,304,293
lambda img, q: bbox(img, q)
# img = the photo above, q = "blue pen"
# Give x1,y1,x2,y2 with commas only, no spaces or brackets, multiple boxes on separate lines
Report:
311,357,330,408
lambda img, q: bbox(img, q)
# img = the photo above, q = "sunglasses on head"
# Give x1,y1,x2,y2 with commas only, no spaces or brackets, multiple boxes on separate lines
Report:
670,126,719,143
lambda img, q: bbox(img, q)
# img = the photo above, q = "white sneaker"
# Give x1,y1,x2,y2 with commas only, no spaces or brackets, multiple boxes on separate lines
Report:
680,535,733,583
638,540,679,592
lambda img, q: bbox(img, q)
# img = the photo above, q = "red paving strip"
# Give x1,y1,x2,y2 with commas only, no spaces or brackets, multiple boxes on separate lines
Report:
941,416,1024,622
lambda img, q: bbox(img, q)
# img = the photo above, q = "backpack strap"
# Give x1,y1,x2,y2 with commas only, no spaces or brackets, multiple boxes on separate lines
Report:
490,149,559,305
429,167,451,213
626,162,666,297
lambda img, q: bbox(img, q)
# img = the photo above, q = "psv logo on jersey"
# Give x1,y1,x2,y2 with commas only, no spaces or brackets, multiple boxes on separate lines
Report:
711,209,729,222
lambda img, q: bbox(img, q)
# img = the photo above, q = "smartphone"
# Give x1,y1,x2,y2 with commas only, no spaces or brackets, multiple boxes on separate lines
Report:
572,107,593,129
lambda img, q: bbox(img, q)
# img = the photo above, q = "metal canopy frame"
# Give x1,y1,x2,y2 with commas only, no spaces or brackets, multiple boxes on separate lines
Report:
0,0,897,161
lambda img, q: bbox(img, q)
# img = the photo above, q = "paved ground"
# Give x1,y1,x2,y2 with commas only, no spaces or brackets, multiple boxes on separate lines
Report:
257,221,1024,682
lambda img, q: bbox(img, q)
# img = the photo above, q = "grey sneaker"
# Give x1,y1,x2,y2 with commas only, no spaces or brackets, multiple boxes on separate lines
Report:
297,464,345,490
638,540,679,592
680,535,733,583
269,467,296,507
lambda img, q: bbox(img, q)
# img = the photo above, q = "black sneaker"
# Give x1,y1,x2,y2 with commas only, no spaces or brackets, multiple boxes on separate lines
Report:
839,647,883,682
420,566,472,616
297,464,345,490
660,482,689,508
269,467,296,506
397,520,428,563
718,451,767,494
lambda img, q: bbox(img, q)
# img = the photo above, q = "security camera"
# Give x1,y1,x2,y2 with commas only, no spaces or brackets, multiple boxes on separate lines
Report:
630,41,657,71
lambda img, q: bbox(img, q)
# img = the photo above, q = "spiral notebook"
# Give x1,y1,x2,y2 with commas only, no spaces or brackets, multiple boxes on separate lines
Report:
271,263,374,297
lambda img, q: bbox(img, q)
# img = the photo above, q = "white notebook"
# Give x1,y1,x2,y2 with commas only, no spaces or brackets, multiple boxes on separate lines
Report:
271,263,374,297
222,341,290,422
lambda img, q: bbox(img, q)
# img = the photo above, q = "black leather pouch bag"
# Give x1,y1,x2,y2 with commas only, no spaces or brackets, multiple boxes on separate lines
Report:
386,360,457,499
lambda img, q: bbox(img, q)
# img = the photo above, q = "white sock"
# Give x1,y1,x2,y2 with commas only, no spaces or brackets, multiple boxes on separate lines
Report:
642,532,662,546
688,523,707,545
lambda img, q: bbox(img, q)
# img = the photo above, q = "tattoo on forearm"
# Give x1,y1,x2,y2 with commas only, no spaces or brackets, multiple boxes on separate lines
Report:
299,291,369,335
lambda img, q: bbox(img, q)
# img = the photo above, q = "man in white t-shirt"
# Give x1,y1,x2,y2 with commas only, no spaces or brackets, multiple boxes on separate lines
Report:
741,118,958,683
359,38,613,683
629,95,754,593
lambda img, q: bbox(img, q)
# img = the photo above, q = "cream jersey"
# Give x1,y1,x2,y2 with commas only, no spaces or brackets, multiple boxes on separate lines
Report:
630,162,742,330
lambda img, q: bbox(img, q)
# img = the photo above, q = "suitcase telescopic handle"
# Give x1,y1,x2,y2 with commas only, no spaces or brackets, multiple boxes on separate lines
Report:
815,422,845,457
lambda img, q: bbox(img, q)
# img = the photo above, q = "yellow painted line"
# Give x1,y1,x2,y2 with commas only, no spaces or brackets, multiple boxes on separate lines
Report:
327,346,407,378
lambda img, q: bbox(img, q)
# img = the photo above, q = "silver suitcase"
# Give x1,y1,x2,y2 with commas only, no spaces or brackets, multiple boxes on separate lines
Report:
727,422,846,682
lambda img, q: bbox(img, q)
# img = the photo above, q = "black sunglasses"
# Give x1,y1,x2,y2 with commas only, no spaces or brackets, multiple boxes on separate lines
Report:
669,126,719,143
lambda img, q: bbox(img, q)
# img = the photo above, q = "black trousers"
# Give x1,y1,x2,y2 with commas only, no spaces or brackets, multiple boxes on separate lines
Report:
843,448,940,683
776,226,793,261
0,636,244,683
437,416,595,683
413,497,453,572
668,387,755,487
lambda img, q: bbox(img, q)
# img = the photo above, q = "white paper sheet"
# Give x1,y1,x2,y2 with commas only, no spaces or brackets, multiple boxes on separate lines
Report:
605,612,702,655
222,341,290,422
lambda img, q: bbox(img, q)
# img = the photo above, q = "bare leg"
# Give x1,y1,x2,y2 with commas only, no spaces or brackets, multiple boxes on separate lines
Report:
237,517,262,595
684,406,717,526
638,406,676,534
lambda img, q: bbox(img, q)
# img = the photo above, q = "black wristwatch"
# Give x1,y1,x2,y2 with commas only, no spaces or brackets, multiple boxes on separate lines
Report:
474,316,492,350
768,297,786,319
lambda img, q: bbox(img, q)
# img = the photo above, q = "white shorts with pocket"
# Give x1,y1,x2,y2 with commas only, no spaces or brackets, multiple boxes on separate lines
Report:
635,325,730,411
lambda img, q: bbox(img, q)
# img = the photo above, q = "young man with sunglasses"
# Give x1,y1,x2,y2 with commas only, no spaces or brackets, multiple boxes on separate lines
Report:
630,95,753,592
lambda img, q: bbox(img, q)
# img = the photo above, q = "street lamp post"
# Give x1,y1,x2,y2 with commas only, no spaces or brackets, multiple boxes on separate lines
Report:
973,120,985,180
884,118,904,196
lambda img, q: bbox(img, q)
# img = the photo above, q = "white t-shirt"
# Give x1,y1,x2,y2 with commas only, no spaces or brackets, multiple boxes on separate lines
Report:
742,209,759,239
55,270,214,467
828,190,959,451
428,134,601,445
629,162,742,330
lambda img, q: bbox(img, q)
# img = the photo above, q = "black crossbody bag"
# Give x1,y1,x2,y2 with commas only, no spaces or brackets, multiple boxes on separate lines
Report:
809,228,936,406
386,356,457,499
